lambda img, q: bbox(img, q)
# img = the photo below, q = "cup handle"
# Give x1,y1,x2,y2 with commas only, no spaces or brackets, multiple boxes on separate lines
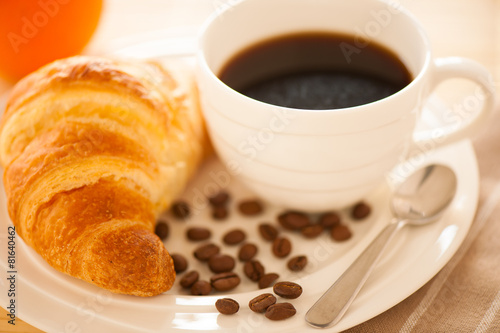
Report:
411,57,496,153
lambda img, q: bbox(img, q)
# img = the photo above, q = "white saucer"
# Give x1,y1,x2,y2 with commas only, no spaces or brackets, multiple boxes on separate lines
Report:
0,29,479,333
0,139,479,333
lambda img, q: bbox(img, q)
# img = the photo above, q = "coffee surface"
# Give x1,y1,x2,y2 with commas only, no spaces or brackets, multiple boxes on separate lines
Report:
218,32,412,109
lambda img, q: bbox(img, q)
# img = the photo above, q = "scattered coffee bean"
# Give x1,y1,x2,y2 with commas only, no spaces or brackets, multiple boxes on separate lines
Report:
238,243,258,262
272,237,292,258
171,200,190,219
212,206,229,220
180,270,199,289
208,254,235,273
211,272,241,291
244,260,265,282
248,293,277,313
265,302,296,321
319,212,341,229
273,281,303,299
209,191,231,207
258,273,280,289
193,243,220,261
287,255,307,272
352,201,371,220
191,280,212,295
223,229,246,245
278,211,311,230
238,200,264,216
171,253,188,273
154,220,169,240
331,224,352,241
216,298,239,315
186,227,211,241
258,223,278,241
300,224,324,238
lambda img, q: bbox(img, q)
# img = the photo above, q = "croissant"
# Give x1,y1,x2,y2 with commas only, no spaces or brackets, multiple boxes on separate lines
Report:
0,56,208,296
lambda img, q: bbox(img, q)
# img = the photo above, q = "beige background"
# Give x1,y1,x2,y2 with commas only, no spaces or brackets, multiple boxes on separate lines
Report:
1,0,499,332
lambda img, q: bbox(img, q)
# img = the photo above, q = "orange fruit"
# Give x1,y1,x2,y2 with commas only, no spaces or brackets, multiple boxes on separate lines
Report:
0,0,103,82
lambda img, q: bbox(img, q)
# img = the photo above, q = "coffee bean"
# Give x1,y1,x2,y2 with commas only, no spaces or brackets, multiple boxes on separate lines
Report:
191,280,212,295
287,255,307,272
154,220,169,240
258,273,280,289
352,201,371,220
273,281,303,299
238,200,263,216
238,243,258,262
300,224,324,238
272,237,292,258
277,211,311,230
223,229,246,245
171,200,190,219
248,293,277,313
180,270,199,289
186,227,211,241
212,206,229,220
208,254,235,273
243,260,265,282
171,253,188,273
193,243,220,261
210,272,241,291
319,212,341,229
209,191,230,207
215,298,239,315
331,224,352,241
265,302,296,321
258,223,278,241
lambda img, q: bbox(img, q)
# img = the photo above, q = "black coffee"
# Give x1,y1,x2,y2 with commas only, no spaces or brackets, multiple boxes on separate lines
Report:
218,32,412,109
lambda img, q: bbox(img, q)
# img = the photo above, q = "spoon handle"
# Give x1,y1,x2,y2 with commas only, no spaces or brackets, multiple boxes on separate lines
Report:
305,219,405,328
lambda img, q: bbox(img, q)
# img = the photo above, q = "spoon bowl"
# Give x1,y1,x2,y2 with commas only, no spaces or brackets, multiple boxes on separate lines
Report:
391,164,457,223
305,164,457,328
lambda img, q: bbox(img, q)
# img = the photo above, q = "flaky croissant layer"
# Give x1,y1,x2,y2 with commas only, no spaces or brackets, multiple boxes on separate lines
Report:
0,56,208,296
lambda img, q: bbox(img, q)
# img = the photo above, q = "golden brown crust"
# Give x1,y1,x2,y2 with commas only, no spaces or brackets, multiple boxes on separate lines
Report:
35,179,175,297
1,56,170,129
0,56,208,296
4,121,159,229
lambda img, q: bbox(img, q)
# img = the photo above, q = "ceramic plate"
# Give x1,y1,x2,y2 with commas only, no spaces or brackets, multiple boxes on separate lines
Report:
0,29,479,333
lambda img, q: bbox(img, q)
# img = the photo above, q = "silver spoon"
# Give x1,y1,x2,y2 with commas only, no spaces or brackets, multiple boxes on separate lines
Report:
305,164,457,328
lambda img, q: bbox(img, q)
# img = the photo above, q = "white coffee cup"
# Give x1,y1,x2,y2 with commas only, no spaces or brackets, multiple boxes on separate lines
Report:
196,0,496,212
